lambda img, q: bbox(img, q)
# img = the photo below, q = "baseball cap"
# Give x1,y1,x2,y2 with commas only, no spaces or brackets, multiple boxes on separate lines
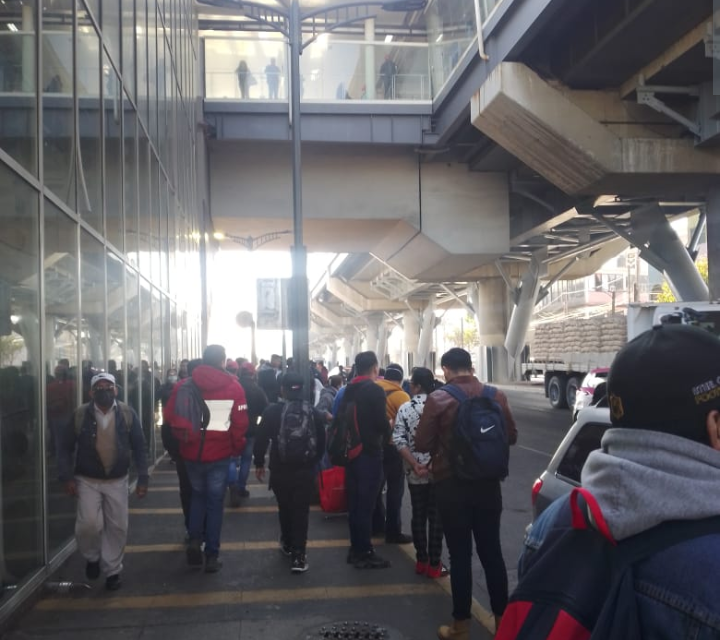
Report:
607,324,720,441
281,372,304,391
384,363,404,382
91,372,116,388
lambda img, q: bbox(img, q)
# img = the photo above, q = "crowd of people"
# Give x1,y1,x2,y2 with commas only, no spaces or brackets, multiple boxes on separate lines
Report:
54,323,720,640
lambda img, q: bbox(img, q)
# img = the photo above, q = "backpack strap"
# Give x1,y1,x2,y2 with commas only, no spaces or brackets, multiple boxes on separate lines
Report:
481,385,498,400
443,384,468,404
570,487,616,544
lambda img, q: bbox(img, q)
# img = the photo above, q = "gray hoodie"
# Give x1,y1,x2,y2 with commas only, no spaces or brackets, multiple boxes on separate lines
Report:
581,428,720,541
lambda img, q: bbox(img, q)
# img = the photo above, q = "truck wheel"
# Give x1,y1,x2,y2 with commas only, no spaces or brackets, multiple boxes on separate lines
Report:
566,376,580,411
548,375,568,409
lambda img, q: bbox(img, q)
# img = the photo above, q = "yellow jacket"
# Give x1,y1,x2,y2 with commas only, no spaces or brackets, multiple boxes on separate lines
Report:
376,378,411,424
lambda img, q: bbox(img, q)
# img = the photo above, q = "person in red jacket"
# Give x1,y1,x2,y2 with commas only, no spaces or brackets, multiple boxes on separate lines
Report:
167,344,248,573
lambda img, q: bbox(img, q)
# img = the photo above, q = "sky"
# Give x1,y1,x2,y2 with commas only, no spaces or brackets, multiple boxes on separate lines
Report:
207,249,336,361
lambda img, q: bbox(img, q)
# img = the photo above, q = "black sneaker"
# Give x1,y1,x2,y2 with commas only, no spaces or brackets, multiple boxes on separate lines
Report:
385,532,413,544
105,574,122,591
239,488,250,498
204,555,222,573
291,554,308,573
186,539,203,568
346,547,361,564
354,550,391,569
85,560,100,581
280,539,292,557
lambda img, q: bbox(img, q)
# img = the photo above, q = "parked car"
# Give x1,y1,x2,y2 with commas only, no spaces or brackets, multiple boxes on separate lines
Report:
571,368,609,422
531,407,611,521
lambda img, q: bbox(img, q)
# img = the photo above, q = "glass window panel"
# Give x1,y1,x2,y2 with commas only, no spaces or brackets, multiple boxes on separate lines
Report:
106,251,126,403
83,0,100,23
79,230,105,402
42,0,75,208
44,198,78,555
147,0,158,146
136,0,148,127
136,280,153,454
76,3,103,232
0,164,42,589
122,0,136,99
0,0,38,175
124,99,139,269
103,52,123,251
101,0,121,65
151,288,162,456
137,127,151,278
125,267,140,418
150,155,160,285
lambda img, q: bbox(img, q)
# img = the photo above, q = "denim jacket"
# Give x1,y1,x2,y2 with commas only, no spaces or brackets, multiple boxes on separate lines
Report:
57,401,149,486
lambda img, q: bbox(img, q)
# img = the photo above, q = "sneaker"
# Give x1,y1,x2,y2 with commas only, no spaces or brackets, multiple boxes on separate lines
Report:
239,488,250,498
426,563,449,578
105,574,122,591
228,485,241,508
346,547,361,565
186,539,203,568
85,560,100,581
280,539,292,557
204,555,222,573
415,561,429,575
291,554,308,573
385,532,413,544
354,550,391,569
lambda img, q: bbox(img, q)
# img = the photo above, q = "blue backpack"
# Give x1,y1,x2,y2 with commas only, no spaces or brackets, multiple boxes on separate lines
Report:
443,384,509,481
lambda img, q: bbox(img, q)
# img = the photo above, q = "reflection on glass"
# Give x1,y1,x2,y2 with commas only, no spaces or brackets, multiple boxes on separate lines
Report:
124,105,139,269
131,281,155,454
0,0,38,175
122,0,136,99
77,3,103,233
0,163,42,593
107,251,126,404
104,52,123,251
151,288,163,457
125,268,140,420
42,0,75,208
138,129,151,278
136,0,149,127
101,1,121,65
147,0,158,146
79,230,106,403
44,198,79,555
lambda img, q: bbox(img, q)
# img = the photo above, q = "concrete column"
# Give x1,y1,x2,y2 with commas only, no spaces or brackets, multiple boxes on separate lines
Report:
22,4,34,93
330,341,339,369
403,310,420,372
471,279,510,383
377,318,388,365
505,251,546,365
708,188,720,300
343,331,354,366
631,206,709,301
417,300,436,369
353,331,363,361
364,18,376,100
365,314,381,354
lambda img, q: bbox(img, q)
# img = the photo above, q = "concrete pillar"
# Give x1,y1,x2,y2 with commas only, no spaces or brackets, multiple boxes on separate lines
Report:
343,331,354,366
417,300,436,369
330,341,339,369
364,18,376,100
377,318,388,365
470,279,510,383
365,314,381,354
505,251,546,366
631,206,709,301
708,188,720,300
403,309,420,373
22,4,34,93
353,331,363,361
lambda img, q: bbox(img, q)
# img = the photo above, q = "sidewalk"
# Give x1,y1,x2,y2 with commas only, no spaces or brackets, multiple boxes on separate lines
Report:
7,460,496,640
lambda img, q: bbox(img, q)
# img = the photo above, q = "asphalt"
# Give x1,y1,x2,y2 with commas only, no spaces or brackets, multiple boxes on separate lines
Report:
6,460,496,640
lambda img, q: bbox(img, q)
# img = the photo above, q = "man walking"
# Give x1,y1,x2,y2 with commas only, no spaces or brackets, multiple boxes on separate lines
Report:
416,348,517,639
339,351,393,569
168,344,248,573
58,373,149,591
254,373,325,573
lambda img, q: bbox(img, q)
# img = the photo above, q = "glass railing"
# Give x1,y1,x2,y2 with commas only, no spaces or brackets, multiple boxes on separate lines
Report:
204,36,431,102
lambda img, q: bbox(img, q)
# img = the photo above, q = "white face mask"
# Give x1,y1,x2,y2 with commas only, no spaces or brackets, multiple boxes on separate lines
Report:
168,375,178,383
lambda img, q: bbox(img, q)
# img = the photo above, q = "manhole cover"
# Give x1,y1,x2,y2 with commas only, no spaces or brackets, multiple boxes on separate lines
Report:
301,621,403,639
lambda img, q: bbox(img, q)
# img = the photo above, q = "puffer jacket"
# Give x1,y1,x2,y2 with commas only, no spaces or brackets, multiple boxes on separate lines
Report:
414,375,517,482
165,365,249,463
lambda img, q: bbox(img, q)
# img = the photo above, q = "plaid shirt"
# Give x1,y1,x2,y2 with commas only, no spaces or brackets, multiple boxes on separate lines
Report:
392,394,431,485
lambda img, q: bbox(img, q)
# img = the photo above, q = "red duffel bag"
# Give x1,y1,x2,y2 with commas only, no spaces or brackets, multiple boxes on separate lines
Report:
318,466,347,513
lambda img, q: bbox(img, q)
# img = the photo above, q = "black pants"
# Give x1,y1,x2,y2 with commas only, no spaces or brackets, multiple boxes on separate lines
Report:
408,483,443,566
372,445,405,536
272,466,315,554
346,452,384,554
435,477,508,618
175,457,192,532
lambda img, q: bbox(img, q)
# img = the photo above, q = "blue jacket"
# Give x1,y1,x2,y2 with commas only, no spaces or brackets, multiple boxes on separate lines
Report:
57,401,149,486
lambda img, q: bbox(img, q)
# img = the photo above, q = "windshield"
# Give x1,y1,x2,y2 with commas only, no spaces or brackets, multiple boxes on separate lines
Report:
660,308,720,337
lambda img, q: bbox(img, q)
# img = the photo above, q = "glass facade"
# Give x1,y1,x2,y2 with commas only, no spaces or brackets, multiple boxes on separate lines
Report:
0,0,201,618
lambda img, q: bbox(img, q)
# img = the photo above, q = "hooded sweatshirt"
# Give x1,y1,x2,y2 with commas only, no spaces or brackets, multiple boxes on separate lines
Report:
581,428,720,541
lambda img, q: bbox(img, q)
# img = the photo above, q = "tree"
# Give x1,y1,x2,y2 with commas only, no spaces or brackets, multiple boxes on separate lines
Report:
447,315,480,350
657,258,709,303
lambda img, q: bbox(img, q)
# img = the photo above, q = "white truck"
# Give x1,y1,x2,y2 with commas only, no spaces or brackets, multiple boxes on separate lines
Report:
524,301,720,410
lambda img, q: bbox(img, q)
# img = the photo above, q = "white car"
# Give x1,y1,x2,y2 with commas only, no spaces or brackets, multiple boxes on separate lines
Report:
572,368,609,421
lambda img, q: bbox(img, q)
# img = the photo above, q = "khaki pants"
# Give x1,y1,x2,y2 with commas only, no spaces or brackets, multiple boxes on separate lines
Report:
75,475,129,577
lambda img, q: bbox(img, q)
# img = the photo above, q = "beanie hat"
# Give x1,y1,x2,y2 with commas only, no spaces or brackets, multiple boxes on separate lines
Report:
239,362,256,376
607,324,720,441
384,364,404,383
226,358,239,372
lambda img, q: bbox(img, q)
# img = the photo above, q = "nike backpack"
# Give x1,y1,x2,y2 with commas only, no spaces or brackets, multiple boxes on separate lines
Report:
277,400,317,465
443,384,509,481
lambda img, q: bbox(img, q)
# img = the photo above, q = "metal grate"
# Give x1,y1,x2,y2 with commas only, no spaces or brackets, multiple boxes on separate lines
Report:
302,621,401,639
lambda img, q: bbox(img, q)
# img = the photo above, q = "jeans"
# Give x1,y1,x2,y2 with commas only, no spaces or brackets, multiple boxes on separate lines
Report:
346,452,384,554
373,445,405,536
436,477,508,618
185,459,230,557
175,458,193,533
408,482,443,566
237,436,255,491
272,466,315,554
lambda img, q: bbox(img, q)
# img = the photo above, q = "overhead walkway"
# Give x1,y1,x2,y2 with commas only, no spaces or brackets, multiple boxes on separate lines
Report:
7,460,495,640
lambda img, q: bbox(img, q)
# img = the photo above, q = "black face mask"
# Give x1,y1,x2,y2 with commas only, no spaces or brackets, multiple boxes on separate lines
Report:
94,389,115,409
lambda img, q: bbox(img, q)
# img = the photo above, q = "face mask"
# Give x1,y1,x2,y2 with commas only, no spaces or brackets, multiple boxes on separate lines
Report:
94,389,114,409
168,375,178,384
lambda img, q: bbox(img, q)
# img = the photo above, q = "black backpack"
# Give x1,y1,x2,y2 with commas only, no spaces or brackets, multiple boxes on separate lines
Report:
326,382,368,467
498,488,720,640
277,400,317,465
443,384,509,481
